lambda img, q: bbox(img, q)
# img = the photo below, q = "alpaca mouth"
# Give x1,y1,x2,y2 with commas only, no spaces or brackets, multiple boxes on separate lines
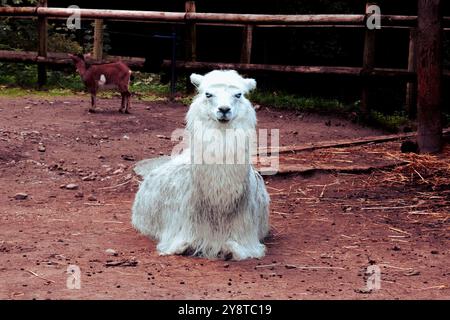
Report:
218,118,230,123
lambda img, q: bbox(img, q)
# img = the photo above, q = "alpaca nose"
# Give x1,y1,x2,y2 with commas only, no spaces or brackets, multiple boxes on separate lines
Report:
218,106,231,114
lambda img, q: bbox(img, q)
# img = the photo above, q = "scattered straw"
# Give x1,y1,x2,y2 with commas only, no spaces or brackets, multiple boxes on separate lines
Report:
25,269,55,283
380,147,450,188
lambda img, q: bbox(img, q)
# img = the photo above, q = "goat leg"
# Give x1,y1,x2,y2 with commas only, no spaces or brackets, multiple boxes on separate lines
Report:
124,92,131,114
89,94,96,113
119,93,125,113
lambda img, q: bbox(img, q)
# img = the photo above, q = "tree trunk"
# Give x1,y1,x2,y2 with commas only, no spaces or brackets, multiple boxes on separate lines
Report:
417,0,443,153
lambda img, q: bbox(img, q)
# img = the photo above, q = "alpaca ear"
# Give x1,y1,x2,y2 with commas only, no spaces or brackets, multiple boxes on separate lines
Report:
190,73,204,88
244,78,257,92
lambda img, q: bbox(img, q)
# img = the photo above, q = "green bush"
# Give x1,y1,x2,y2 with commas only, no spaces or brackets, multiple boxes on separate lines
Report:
249,90,347,113
368,110,410,133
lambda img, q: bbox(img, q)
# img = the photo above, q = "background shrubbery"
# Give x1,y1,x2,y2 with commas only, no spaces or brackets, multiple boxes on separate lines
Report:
1,0,449,131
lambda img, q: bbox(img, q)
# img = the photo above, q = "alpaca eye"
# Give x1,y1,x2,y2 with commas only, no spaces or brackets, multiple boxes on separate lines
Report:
205,92,213,98
234,93,242,99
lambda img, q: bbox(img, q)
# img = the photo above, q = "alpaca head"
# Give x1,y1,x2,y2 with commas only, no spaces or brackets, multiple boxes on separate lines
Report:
188,70,257,129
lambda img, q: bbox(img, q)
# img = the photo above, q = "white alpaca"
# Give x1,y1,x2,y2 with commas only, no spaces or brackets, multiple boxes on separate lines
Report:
132,70,270,260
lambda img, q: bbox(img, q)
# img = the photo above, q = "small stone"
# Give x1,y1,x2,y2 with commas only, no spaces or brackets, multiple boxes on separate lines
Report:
122,135,130,140
105,249,118,256
14,193,28,200
121,154,135,161
156,135,170,140
87,195,97,201
38,145,46,152
65,184,79,190
401,140,419,154
74,192,84,198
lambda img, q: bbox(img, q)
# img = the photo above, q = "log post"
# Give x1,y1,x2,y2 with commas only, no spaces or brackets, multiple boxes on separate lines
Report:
417,0,443,153
185,1,197,93
405,28,417,119
37,0,48,88
93,19,104,60
361,2,377,117
240,25,253,64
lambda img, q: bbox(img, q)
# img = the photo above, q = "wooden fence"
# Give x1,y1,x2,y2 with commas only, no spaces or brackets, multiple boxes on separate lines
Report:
0,0,446,152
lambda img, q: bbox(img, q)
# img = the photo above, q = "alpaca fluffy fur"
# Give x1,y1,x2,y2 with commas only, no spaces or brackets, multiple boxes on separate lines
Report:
131,70,270,260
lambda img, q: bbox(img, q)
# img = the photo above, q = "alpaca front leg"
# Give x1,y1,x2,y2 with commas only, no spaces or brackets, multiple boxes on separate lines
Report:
157,232,193,256
224,239,266,261
223,211,267,260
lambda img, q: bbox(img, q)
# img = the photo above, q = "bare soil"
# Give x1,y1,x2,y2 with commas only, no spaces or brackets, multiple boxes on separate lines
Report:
0,96,448,300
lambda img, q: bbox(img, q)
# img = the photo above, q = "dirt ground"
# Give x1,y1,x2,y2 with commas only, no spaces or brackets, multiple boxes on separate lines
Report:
0,96,448,300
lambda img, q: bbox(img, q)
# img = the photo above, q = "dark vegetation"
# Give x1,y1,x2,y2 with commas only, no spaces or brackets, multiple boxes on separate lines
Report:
1,0,450,131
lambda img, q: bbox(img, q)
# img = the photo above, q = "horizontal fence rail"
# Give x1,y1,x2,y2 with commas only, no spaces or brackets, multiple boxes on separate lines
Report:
0,50,427,81
0,7,434,27
162,60,418,80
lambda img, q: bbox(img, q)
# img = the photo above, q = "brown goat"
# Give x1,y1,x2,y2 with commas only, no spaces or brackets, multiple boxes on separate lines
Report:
69,53,132,113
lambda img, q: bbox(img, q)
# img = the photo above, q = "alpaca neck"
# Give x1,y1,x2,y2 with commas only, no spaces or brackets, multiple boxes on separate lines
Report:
189,119,255,168
189,120,253,210
191,162,250,216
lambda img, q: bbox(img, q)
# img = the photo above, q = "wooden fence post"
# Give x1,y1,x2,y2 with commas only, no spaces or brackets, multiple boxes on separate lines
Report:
417,0,443,153
93,19,104,60
405,28,417,119
37,0,48,88
240,25,253,64
185,1,197,93
361,2,377,117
